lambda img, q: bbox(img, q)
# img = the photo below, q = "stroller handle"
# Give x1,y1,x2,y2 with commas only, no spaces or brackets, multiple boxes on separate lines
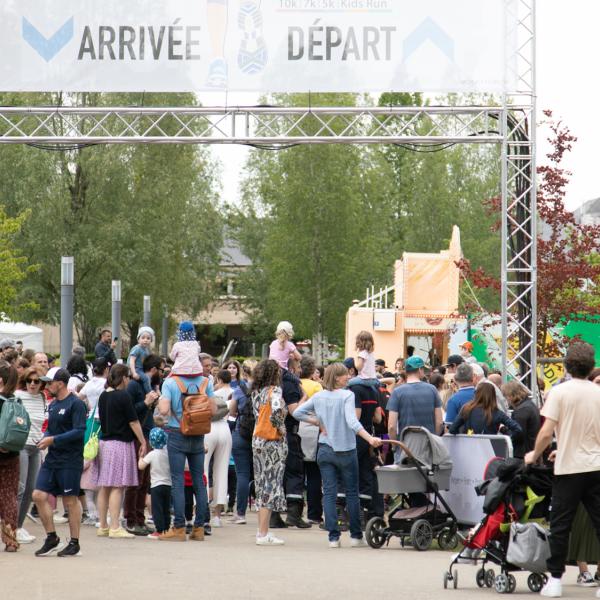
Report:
386,439,415,460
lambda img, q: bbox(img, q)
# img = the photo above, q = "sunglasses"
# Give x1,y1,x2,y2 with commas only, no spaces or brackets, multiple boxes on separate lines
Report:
26,379,41,384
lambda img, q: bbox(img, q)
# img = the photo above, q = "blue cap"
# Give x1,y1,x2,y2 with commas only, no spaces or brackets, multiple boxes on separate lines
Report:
343,357,356,371
405,356,425,372
149,427,167,449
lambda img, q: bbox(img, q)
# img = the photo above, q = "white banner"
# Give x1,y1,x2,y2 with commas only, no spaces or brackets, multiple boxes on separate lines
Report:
441,434,513,526
0,0,518,93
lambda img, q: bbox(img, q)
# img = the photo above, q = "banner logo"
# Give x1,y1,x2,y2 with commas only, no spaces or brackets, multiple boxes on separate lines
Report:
22,16,74,62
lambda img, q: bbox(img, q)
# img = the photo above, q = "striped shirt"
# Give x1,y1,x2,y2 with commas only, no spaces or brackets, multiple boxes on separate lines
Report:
15,390,46,445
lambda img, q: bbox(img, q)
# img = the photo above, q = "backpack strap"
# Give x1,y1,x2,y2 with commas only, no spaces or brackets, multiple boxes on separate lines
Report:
172,376,188,395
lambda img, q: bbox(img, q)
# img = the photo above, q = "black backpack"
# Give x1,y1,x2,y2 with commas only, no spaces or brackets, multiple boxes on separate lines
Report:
237,381,255,442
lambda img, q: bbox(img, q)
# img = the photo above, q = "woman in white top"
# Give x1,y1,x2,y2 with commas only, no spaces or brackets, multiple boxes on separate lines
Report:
15,367,47,544
66,354,89,394
204,369,233,527
78,357,110,415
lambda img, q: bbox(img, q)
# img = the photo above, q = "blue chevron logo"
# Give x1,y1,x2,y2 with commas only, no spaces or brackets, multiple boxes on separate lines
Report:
403,17,455,63
22,17,74,62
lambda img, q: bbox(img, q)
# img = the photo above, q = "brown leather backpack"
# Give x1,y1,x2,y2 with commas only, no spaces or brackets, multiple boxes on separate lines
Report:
172,377,212,436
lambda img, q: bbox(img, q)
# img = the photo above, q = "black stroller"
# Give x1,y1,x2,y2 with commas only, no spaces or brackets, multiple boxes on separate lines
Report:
366,426,458,551
443,457,553,593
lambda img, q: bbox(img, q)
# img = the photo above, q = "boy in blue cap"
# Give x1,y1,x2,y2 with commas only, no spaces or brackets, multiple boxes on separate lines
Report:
139,428,171,538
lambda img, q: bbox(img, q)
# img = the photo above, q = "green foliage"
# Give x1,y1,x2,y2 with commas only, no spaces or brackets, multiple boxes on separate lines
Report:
0,207,38,315
233,92,503,342
0,92,223,350
234,93,394,344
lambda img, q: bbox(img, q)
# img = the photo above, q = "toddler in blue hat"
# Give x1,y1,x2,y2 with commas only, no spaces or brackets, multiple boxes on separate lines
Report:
170,321,202,377
138,428,172,537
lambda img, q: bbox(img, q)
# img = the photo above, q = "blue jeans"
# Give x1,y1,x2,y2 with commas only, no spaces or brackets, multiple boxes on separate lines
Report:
231,431,253,517
166,429,208,528
347,376,379,393
317,443,362,542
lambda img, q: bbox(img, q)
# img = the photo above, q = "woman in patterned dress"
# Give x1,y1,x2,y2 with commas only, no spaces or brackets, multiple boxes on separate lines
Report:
251,359,288,546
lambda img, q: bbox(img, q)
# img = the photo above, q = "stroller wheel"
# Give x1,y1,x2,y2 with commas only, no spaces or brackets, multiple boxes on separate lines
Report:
485,569,495,588
365,517,386,549
507,574,516,593
476,568,486,588
443,571,450,589
410,519,433,551
494,573,508,594
438,528,459,551
452,569,459,589
527,573,544,593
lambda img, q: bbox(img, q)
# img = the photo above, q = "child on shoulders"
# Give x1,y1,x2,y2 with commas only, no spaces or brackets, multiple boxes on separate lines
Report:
348,330,379,392
269,321,301,370
129,326,155,393
170,321,202,377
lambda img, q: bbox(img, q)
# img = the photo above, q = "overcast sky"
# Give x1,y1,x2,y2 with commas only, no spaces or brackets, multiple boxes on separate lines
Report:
200,1,596,211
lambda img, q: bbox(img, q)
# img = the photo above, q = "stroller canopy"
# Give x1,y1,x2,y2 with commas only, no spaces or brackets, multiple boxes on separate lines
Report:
398,426,453,470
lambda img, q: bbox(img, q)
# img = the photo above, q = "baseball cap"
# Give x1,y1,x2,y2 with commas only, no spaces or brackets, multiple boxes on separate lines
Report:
405,356,425,372
343,357,356,371
460,341,474,352
446,354,464,367
375,359,387,367
40,367,70,384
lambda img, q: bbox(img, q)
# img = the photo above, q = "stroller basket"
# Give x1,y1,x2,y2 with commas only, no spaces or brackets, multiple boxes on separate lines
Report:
376,464,452,494
376,426,453,494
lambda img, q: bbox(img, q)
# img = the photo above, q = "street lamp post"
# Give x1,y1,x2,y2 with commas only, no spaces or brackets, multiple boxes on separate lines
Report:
60,257,74,364
161,305,168,356
112,280,122,360
143,295,151,328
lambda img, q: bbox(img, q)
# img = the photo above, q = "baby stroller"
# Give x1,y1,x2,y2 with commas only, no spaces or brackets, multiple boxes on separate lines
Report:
443,457,553,593
366,426,458,551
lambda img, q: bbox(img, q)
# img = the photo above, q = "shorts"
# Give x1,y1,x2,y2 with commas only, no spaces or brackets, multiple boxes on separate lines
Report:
35,464,82,497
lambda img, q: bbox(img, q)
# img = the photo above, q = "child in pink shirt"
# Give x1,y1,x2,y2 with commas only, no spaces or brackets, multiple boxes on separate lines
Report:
269,321,301,369
170,321,202,376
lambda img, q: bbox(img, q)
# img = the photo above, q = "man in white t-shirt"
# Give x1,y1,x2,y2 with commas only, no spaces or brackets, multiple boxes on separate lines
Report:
525,342,600,598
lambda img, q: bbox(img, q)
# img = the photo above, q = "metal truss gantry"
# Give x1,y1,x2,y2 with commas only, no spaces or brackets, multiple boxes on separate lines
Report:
0,105,504,146
0,0,537,391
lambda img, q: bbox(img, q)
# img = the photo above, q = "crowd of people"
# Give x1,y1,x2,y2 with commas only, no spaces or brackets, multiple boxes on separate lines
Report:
0,324,600,597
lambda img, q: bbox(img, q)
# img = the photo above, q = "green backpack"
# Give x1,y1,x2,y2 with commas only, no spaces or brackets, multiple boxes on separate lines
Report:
0,395,31,452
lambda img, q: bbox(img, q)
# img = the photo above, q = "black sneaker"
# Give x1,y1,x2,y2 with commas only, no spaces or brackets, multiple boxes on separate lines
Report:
203,523,212,536
57,541,81,557
35,537,63,557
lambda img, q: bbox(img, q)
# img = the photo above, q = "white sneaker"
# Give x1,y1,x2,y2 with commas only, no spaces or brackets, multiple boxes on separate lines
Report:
256,533,285,546
596,589,600,599
350,537,367,548
16,528,35,544
229,516,246,524
211,517,222,528
329,539,341,548
540,577,562,597
53,514,68,524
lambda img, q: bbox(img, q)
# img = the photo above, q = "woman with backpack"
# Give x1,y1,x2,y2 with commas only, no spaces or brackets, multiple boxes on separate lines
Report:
251,359,288,546
15,367,47,545
0,362,22,552
228,359,255,525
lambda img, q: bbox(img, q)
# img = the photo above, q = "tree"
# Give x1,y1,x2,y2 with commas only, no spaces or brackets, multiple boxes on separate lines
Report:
234,93,394,345
0,92,223,351
377,92,502,307
459,112,600,357
0,207,37,316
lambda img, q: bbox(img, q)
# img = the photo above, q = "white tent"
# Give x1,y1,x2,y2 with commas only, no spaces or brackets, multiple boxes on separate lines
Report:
0,322,44,352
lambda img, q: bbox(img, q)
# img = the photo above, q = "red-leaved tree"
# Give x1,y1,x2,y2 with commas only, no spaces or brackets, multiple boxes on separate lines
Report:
459,111,600,358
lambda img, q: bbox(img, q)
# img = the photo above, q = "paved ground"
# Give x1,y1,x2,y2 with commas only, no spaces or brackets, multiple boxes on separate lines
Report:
0,514,592,599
